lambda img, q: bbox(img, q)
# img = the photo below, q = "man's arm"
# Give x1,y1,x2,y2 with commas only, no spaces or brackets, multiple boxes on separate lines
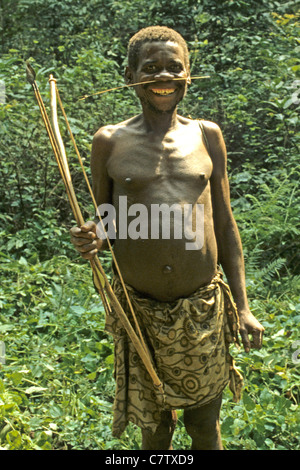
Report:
70,126,114,259
203,121,264,352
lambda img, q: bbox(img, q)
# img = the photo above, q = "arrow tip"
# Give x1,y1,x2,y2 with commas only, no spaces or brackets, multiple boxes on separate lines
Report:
25,61,36,85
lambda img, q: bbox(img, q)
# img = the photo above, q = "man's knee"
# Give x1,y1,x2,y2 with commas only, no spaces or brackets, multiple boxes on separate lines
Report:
183,395,222,440
141,410,177,450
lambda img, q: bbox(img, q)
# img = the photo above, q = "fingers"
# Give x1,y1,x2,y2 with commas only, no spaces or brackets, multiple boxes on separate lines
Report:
80,221,97,233
251,327,264,350
70,222,99,259
240,329,264,353
70,221,97,237
78,246,99,260
240,328,251,353
239,313,265,353
70,229,95,244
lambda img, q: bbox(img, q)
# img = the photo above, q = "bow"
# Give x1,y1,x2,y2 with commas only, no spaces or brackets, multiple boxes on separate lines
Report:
26,63,164,400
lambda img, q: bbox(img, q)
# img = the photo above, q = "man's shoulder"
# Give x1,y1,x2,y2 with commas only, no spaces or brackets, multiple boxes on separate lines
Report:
91,115,142,162
93,115,142,143
199,119,221,134
199,120,224,152
179,116,222,136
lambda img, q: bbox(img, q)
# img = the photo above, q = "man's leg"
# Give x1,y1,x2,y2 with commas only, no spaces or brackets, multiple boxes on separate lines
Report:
141,410,177,450
183,394,223,450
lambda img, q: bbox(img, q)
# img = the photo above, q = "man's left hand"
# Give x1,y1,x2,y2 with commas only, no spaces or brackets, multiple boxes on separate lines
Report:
238,310,265,352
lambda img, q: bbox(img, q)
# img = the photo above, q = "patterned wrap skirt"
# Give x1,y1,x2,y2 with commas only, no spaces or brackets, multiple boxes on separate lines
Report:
104,270,243,437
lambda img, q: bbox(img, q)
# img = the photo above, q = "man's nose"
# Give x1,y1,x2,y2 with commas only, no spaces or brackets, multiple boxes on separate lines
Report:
154,69,174,80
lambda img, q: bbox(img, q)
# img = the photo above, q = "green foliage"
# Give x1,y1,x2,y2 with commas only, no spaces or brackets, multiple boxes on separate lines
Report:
0,254,122,450
231,166,300,276
0,253,298,450
0,0,299,450
221,287,300,450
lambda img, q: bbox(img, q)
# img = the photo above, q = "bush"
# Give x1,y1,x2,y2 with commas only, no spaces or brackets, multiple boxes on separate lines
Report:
0,0,299,450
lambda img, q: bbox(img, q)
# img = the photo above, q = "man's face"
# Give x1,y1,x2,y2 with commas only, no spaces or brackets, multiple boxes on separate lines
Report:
127,41,191,114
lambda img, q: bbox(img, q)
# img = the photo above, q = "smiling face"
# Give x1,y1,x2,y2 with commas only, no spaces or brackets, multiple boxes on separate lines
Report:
126,41,191,114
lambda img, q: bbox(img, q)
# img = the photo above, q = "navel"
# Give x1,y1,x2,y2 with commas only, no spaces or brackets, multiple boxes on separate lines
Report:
199,173,205,181
162,265,173,274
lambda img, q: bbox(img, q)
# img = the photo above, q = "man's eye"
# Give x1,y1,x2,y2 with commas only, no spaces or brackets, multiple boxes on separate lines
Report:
170,64,183,73
144,65,157,73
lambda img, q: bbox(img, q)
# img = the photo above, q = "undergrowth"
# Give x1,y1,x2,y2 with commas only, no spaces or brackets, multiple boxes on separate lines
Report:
0,0,299,451
0,248,299,450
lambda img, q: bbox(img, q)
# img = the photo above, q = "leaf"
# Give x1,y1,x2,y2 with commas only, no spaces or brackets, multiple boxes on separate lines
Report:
243,392,256,411
93,398,112,412
70,305,86,314
283,97,298,109
0,324,14,332
9,372,23,386
49,404,63,418
25,386,48,394
6,430,22,449
265,438,275,449
105,354,114,365
87,371,97,381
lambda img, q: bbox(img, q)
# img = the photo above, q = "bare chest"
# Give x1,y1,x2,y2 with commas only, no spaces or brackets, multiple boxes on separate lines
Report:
107,125,212,201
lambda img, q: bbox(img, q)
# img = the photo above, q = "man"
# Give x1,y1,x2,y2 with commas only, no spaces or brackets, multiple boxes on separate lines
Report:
70,26,264,450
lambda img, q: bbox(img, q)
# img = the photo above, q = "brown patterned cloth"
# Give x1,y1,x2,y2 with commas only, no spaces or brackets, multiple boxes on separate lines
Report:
105,270,243,437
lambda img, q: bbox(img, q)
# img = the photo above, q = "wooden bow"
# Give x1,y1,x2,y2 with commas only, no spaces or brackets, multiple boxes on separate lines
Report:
26,63,164,400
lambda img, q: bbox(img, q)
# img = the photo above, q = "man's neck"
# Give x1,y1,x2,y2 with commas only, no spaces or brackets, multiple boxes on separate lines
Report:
141,105,179,135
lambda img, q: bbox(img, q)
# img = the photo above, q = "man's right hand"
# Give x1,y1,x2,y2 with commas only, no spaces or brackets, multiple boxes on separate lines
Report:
70,221,102,260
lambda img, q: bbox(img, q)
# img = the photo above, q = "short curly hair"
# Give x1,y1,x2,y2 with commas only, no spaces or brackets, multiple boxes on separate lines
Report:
127,26,190,71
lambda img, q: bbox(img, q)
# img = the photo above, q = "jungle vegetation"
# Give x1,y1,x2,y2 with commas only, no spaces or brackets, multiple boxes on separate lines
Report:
0,0,299,450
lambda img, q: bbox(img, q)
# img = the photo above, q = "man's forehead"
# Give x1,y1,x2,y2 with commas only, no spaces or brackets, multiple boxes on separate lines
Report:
138,40,186,61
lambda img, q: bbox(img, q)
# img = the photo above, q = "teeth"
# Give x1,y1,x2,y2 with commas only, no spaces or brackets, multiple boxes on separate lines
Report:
152,89,175,95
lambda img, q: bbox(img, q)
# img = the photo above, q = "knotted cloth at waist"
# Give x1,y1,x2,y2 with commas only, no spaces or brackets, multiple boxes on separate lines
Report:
105,270,243,437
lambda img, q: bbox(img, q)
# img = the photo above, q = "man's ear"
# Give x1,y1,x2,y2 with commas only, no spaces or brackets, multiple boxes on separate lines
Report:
125,66,134,85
